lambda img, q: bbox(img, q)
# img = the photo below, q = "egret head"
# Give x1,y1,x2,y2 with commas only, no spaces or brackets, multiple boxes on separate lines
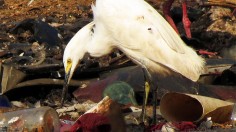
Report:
61,22,94,106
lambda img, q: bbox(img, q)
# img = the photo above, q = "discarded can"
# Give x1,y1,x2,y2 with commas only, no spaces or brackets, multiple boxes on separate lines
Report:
0,106,60,132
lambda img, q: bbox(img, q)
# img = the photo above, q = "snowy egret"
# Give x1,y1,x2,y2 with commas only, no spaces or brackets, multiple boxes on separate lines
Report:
91,0,204,81
90,0,204,123
61,0,205,122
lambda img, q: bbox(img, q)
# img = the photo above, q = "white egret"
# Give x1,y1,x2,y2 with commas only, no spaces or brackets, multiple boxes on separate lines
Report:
90,0,205,123
61,0,205,123
91,0,204,81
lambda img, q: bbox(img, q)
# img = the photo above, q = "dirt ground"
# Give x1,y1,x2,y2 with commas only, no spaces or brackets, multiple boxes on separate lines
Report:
1,0,236,54
0,0,94,23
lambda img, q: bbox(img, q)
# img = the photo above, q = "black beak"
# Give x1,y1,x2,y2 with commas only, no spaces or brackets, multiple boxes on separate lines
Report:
60,69,71,107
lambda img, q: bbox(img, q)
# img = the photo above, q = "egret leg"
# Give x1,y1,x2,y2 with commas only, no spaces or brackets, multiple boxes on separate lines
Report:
163,0,180,34
140,68,150,123
182,0,192,38
140,68,157,125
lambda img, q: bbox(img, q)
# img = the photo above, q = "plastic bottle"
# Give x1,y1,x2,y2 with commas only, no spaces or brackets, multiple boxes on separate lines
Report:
0,106,60,132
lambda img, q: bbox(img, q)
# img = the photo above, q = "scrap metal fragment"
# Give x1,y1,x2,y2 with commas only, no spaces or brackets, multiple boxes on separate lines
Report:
0,64,26,94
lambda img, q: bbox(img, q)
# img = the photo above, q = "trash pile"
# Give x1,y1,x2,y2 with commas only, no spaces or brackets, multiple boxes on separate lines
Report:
0,0,236,131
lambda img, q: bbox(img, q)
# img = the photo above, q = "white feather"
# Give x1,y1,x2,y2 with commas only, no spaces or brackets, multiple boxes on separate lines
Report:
92,0,205,81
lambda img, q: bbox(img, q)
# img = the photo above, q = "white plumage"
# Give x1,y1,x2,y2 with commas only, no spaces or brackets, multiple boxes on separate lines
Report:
91,0,205,81
61,0,205,105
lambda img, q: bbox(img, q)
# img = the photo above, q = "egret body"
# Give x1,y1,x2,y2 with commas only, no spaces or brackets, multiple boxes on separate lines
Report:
61,0,205,111
91,0,205,81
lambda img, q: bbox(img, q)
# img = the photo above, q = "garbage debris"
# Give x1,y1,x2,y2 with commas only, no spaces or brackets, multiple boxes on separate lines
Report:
73,66,200,103
231,104,236,127
198,85,236,101
103,81,138,105
61,96,113,131
150,121,197,132
0,64,26,94
0,95,11,107
1,0,236,131
0,106,60,131
199,117,213,130
10,19,61,46
56,100,96,118
213,65,236,85
160,92,234,123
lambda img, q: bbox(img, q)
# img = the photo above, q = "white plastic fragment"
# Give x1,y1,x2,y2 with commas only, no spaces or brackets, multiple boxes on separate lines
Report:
8,117,19,124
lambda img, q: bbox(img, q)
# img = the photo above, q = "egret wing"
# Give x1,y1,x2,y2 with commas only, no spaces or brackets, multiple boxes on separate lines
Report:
93,0,204,81
145,3,186,54
93,0,186,54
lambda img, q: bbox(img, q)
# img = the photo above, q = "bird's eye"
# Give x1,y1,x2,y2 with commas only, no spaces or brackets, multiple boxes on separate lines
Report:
91,27,95,33
90,24,95,35
67,59,72,65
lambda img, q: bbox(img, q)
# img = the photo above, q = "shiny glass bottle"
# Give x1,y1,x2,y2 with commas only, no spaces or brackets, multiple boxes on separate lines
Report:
0,106,60,132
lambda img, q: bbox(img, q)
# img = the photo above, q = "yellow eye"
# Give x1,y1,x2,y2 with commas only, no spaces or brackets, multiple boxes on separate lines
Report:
67,59,72,65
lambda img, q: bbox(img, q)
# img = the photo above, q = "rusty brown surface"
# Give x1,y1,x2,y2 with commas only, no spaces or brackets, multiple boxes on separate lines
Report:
0,0,94,24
